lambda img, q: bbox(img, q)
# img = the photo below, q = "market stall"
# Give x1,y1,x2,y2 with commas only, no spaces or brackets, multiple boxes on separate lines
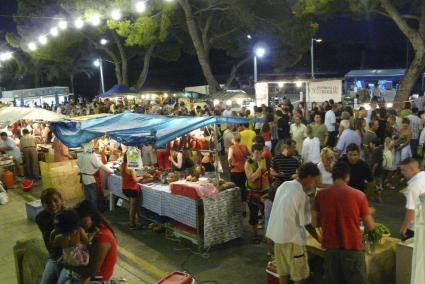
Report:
0,106,67,128
52,113,259,247
108,175,241,248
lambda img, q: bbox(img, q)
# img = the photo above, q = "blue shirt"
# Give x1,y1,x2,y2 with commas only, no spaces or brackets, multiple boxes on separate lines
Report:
335,129,361,154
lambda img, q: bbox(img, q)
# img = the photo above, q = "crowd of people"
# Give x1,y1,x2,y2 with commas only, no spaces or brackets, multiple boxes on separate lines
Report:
24,93,425,283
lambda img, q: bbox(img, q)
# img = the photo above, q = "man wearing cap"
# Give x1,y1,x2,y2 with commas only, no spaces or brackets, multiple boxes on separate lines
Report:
77,142,114,209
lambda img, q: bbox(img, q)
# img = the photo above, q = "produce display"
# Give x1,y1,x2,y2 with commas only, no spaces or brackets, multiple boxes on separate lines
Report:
363,223,391,251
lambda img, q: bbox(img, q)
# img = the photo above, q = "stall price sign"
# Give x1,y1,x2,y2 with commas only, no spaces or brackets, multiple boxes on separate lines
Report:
126,147,143,169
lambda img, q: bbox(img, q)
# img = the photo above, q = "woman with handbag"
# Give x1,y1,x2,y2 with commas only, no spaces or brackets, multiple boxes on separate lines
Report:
245,143,270,243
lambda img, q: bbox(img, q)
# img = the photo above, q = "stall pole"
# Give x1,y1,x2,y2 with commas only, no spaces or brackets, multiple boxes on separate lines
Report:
213,123,220,187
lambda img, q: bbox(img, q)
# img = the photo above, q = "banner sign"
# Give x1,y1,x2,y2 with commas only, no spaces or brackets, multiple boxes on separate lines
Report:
307,80,342,102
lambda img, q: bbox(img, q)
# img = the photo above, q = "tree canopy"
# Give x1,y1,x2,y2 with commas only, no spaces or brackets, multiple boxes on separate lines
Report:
295,0,425,103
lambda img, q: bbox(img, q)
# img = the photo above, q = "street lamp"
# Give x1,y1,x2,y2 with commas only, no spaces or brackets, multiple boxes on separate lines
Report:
93,59,105,93
311,38,322,79
254,47,266,83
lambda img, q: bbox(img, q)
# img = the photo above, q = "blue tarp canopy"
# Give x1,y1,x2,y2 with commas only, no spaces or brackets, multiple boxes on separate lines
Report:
52,113,257,147
98,84,131,98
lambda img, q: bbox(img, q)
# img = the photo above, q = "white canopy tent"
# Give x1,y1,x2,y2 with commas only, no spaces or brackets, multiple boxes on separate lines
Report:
0,107,68,127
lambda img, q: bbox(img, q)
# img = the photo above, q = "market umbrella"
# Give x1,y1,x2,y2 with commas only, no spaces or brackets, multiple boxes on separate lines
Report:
0,107,68,127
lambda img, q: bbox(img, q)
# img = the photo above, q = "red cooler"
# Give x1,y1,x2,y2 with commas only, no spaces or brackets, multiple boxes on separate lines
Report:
157,272,195,284
266,261,279,284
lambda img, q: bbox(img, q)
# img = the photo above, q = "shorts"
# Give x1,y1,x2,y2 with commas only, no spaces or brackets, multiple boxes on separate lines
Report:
122,189,140,198
230,172,247,201
274,243,309,282
13,156,23,165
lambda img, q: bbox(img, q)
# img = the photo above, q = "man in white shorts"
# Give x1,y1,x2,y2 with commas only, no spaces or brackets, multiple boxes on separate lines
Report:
266,163,321,284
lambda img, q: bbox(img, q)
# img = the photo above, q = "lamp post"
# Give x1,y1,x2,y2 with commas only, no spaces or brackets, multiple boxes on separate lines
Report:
254,47,266,83
93,59,105,93
311,38,322,79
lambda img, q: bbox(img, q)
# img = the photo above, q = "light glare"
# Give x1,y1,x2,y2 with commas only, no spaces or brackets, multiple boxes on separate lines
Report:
50,27,59,37
111,9,122,21
93,59,101,67
255,47,266,58
89,15,101,26
28,42,37,51
74,18,84,29
58,20,68,30
100,38,108,45
135,1,146,13
38,35,48,45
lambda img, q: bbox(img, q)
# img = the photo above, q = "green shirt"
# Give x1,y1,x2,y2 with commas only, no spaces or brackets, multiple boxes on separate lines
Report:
311,123,328,146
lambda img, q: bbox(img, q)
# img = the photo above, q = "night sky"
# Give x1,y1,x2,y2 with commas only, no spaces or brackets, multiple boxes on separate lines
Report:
0,0,410,97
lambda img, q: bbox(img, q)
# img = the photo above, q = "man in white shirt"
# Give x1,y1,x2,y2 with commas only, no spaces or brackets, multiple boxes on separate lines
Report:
222,125,234,154
77,142,113,209
324,104,337,147
290,115,306,154
266,163,321,284
301,126,320,164
400,158,425,240
0,132,22,164
222,105,233,117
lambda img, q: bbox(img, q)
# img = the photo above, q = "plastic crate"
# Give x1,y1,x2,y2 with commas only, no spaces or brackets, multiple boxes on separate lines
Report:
25,200,44,221
266,261,279,284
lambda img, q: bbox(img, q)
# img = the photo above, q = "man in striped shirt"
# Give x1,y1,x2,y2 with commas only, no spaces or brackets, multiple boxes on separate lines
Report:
270,139,300,188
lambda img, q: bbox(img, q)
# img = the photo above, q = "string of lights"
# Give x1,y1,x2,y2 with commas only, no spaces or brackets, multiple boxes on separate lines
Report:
22,0,174,52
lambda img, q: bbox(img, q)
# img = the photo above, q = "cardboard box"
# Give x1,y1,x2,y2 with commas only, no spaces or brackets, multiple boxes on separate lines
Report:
396,240,414,284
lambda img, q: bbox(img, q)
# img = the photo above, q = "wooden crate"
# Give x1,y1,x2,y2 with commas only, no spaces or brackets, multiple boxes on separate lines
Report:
40,160,79,177
40,160,83,202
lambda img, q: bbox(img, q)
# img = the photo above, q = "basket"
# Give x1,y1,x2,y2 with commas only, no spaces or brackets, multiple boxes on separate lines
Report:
21,179,33,192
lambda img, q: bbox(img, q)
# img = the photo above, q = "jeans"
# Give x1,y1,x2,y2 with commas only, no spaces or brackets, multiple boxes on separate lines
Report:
410,139,419,158
57,269,81,284
327,131,337,147
83,183,99,208
39,258,58,284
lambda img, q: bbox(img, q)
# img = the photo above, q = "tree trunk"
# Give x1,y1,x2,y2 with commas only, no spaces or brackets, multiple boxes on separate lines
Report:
110,58,122,85
136,44,156,91
394,50,425,105
113,31,128,86
178,0,221,94
380,0,425,105
84,33,123,85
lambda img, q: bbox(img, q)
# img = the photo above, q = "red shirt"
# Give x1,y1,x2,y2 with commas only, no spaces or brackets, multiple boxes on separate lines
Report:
121,163,139,190
314,184,370,250
229,144,249,173
96,224,118,281
261,131,272,142
262,148,272,169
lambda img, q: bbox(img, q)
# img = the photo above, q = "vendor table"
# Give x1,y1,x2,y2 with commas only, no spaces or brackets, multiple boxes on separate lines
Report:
306,235,399,284
108,174,242,248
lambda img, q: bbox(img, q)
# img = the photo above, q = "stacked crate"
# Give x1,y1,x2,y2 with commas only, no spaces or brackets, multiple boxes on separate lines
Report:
39,160,84,203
